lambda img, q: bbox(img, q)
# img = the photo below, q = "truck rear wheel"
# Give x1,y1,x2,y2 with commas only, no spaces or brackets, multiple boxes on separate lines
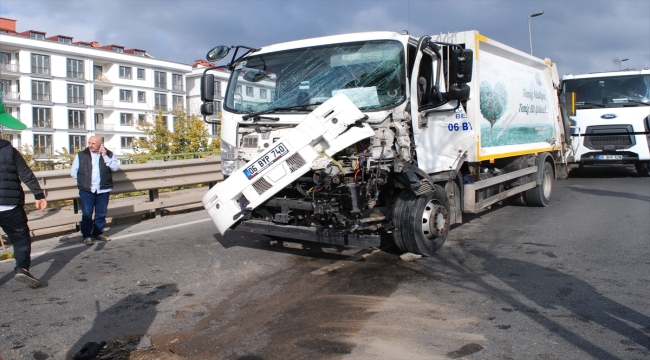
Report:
392,184,450,256
525,161,554,207
635,162,650,177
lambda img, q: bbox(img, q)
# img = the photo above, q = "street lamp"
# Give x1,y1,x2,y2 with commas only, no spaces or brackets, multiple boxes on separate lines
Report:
620,58,629,71
528,11,544,56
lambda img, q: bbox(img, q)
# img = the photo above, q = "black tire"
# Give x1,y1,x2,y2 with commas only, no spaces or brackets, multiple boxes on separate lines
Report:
525,161,554,207
392,184,450,256
635,162,650,177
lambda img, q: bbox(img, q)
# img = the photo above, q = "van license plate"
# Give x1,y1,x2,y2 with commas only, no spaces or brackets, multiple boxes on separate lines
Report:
596,155,622,160
242,142,289,180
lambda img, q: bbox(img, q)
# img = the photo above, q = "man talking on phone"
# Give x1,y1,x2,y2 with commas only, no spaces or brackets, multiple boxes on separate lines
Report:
71,136,120,245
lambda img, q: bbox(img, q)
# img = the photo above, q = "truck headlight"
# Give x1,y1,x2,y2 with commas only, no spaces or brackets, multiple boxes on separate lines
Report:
221,140,237,175
222,160,237,176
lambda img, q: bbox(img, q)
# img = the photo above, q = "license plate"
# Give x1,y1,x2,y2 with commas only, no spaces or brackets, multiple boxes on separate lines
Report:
596,155,623,160
242,142,289,180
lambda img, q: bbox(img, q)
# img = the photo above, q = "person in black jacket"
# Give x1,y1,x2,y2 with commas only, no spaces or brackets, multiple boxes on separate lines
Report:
0,139,48,288
70,136,120,245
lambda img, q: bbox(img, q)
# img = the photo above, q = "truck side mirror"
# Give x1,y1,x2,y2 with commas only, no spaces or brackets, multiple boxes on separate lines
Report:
449,49,473,83
201,74,215,102
201,102,214,116
448,84,470,100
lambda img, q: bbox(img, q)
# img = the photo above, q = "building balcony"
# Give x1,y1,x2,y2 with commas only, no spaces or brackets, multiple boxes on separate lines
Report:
33,121,53,128
154,82,167,89
154,105,169,112
172,84,184,91
31,66,51,75
95,123,115,131
33,147,54,156
0,63,20,73
32,94,51,102
94,99,114,107
69,123,86,130
68,97,85,105
2,92,21,101
67,71,85,79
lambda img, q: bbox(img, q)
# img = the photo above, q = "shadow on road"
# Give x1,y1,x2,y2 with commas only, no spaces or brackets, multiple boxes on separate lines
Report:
66,283,179,358
568,165,641,178
415,247,650,359
213,232,370,261
0,242,92,288
567,186,650,202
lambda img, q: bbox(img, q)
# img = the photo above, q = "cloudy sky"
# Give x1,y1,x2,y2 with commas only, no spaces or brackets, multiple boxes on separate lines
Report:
1,0,648,76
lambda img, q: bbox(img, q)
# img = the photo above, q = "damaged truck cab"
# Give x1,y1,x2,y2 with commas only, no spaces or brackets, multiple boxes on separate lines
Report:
200,31,569,256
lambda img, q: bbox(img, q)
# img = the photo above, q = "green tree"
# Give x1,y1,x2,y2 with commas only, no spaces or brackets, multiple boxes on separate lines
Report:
133,108,219,157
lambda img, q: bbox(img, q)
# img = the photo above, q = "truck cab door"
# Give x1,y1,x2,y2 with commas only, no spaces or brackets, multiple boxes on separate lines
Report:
410,40,476,174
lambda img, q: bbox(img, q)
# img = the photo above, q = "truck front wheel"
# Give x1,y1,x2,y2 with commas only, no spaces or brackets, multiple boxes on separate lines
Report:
392,184,450,256
635,161,650,177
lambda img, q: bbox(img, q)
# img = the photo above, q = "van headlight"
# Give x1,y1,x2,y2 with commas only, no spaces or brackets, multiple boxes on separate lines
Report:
221,141,237,175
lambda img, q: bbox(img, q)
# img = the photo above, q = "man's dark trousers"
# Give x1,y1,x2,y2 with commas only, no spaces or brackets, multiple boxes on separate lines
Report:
0,206,32,270
79,190,109,238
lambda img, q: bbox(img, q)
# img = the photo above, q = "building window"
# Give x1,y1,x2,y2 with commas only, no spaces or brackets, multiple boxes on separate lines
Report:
236,85,242,94
260,88,267,99
137,91,146,103
78,43,91,48
31,80,51,102
120,89,133,102
154,93,167,109
33,108,51,128
246,86,253,96
33,135,52,155
172,74,183,91
214,80,222,97
137,68,145,80
134,50,145,57
93,65,104,81
119,66,132,79
31,53,50,75
67,59,84,79
58,37,72,44
213,100,222,117
270,90,275,99
173,95,183,109
211,123,219,136
69,135,86,153
95,113,104,127
112,46,124,53
154,71,167,89
67,84,85,104
137,114,146,124
6,133,21,147
120,113,134,126
68,110,85,129
30,32,45,40
121,137,134,148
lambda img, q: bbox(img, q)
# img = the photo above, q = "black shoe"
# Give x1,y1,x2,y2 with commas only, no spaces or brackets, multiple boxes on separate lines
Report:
14,268,42,288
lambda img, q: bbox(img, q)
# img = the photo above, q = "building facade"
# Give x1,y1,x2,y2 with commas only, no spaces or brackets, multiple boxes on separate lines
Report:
0,17,192,159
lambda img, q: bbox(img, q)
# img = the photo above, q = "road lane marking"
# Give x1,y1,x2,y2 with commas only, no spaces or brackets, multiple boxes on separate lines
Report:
0,218,212,263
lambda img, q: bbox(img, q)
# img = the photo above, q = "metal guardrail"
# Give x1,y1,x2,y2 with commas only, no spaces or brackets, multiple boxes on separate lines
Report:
5,156,223,236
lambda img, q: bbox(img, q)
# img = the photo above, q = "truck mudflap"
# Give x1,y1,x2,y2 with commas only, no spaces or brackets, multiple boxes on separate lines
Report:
202,94,375,235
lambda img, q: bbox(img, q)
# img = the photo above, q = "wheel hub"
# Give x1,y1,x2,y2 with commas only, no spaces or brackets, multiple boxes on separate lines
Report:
421,200,448,239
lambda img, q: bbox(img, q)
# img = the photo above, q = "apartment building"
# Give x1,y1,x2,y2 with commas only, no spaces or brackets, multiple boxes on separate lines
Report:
0,17,191,158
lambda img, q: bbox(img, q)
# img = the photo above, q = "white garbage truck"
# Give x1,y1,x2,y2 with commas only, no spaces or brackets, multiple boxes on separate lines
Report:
561,69,650,176
199,31,570,255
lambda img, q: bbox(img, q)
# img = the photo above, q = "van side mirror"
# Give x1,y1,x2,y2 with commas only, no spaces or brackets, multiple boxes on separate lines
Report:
201,74,215,102
449,49,473,83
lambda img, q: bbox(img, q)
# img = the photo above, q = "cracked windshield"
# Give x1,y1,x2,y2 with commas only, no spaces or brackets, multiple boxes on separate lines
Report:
563,74,650,107
224,40,406,115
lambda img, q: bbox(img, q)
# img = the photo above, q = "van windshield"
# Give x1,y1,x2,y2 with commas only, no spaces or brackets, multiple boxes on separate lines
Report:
224,40,406,115
563,74,650,107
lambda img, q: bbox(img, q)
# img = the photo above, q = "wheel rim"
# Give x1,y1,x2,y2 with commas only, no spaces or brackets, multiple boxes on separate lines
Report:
421,199,448,239
542,168,553,198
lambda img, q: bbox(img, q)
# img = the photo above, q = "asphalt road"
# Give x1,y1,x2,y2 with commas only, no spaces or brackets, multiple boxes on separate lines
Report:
1,165,648,360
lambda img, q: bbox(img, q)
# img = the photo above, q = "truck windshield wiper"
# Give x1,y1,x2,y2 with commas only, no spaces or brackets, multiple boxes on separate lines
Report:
242,103,325,120
575,102,606,108
623,99,650,106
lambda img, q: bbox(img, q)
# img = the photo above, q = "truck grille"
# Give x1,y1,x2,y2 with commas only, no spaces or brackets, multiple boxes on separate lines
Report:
252,177,273,195
242,135,258,148
286,153,306,173
584,125,635,150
